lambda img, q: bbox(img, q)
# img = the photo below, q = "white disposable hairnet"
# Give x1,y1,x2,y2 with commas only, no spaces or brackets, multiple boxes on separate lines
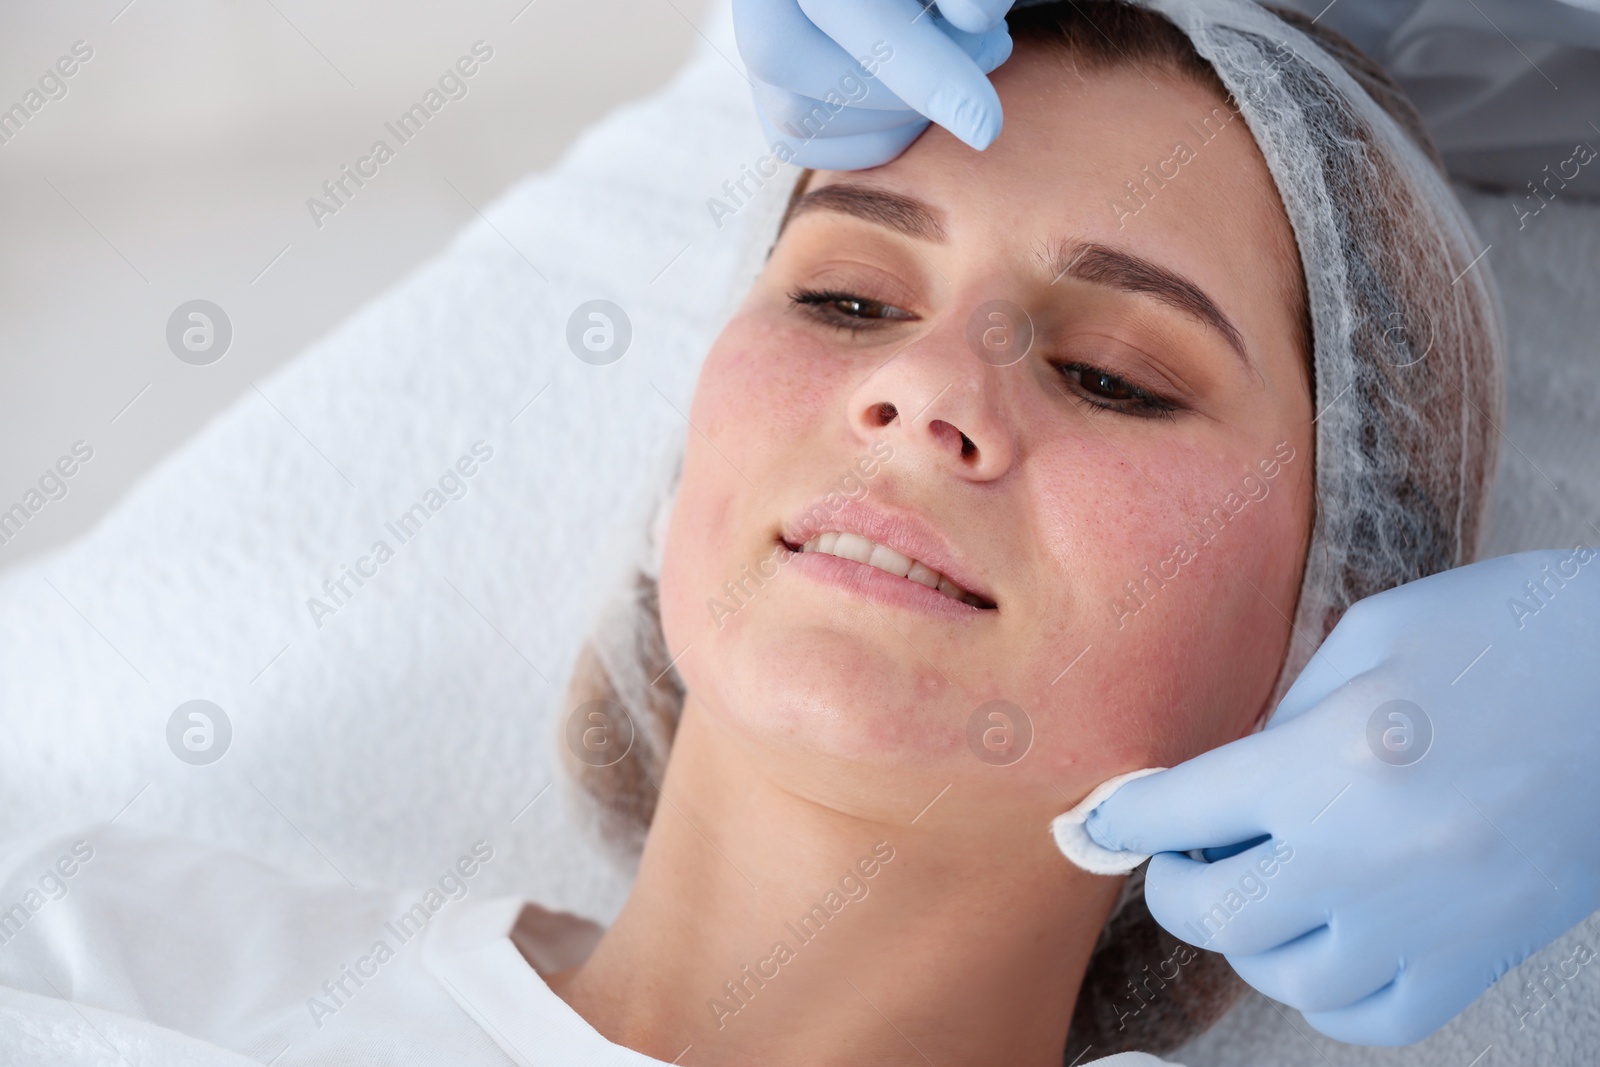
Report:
1109,0,1506,713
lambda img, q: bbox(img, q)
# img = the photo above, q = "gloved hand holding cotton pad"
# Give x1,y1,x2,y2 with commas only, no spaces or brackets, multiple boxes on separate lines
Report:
1049,767,1165,875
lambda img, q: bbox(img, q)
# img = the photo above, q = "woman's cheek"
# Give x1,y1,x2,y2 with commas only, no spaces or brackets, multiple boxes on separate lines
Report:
657,449,723,668
1027,434,1215,619
1023,438,1305,769
662,313,857,686
697,312,849,433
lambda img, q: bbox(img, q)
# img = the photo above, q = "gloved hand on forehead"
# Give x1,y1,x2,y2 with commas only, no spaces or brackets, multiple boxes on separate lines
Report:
732,0,1016,170
1083,549,1600,1046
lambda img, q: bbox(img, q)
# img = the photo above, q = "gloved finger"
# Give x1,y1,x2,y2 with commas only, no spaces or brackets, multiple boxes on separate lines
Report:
932,0,1015,35
1142,848,1327,957
1301,970,1453,1048
752,81,937,140
939,18,1014,76
756,106,931,169
735,0,1009,113
1082,742,1281,856
1269,592,1413,728
1261,634,1354,727
1227,927,1403,1015
800,0,1007,149
734,0,907,111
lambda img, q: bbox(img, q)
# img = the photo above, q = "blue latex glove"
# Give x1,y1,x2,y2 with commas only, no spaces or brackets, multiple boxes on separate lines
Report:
732,0,1016,169
1085,548,1600,1045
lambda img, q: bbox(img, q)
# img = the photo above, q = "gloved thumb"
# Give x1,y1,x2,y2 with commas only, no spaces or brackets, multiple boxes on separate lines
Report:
1083,741,1274,856
933,0,1015,34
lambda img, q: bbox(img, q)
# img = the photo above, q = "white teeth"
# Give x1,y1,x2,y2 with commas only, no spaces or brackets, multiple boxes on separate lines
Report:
797,531,984,606
831,531,875,564
867,543,913,578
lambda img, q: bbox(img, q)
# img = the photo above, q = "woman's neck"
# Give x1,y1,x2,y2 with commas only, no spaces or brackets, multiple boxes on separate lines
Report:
547,697,1123,1067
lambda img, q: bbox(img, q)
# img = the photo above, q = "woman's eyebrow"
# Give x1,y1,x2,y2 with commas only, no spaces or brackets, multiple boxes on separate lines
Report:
784,182,948,243
785,182,1252,370
1043,239,1253,369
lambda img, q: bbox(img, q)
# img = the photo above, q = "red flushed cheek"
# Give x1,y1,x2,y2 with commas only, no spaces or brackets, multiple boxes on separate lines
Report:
661,314,872,701
1021,431,1200,594
1010,435,1306,770
1026,431,1301,616
695,314,854,445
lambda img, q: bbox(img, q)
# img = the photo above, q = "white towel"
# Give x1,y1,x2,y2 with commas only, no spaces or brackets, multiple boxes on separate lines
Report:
0,987,261,1067
0,0,792,930
0,1,1596,1063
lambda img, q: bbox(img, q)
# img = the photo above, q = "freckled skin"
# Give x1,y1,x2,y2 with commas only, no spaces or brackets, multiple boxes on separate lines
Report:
657,43,1314,821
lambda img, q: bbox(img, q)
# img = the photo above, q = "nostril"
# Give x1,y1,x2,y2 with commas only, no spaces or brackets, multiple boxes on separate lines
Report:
873,401,898,427
929,418,978,460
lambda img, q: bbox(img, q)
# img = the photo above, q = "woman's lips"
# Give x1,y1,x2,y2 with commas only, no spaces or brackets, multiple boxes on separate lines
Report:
779,533,997,619
778,498,996,608
798,531,989,607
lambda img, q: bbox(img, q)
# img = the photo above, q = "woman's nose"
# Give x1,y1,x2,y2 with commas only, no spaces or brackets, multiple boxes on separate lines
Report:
847,313,1017,480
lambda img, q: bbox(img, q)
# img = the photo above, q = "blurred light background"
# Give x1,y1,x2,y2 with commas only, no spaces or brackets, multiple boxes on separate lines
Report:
0,0,709,574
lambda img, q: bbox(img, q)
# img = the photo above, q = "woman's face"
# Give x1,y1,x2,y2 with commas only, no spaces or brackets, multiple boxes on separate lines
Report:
658,43,1314,812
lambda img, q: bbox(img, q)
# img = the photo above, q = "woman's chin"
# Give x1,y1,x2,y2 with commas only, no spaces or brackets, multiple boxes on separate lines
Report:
696,625,971,764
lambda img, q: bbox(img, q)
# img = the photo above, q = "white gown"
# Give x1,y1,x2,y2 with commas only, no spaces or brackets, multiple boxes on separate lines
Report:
0,824,1178,1067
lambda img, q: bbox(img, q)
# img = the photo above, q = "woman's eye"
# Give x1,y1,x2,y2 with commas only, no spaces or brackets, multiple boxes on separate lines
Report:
1053,361,1180,420
788,287,916,331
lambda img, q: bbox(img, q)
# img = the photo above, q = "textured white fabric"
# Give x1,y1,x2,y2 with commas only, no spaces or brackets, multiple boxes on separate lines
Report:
422,896,665,1066
0,824,515,1065
0,987,263,1067
0,825,1181,1066
1051,767,1166,874
0,0,1594,1064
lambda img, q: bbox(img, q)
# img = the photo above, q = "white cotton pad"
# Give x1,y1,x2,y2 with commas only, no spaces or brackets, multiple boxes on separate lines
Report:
1049,767,1166,874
